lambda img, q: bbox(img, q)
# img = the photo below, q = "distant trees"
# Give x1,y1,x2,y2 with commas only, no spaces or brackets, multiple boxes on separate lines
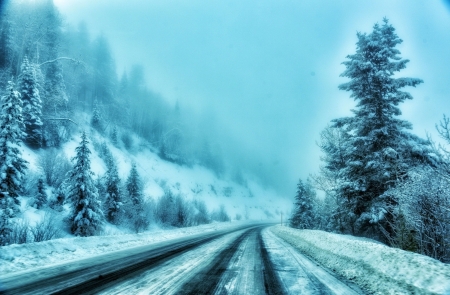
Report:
67,132,103,236
92,35,116,105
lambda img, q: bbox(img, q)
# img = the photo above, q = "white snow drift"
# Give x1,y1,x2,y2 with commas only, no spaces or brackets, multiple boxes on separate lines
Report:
271,225,450,295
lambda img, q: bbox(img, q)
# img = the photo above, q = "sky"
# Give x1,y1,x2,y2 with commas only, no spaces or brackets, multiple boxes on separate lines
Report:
53,0,450,197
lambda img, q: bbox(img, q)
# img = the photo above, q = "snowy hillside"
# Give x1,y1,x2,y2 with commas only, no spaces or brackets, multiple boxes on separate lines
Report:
16,111,290,239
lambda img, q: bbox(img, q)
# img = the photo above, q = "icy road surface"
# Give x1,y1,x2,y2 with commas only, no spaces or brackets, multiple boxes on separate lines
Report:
0,225,362,294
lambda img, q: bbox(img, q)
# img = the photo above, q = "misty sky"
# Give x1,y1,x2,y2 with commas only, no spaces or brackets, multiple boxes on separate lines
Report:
54,0,450,197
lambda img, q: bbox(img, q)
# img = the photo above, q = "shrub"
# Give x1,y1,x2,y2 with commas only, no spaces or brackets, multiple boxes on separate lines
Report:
39,148,71,187
211,205,230,222
30,213,62,242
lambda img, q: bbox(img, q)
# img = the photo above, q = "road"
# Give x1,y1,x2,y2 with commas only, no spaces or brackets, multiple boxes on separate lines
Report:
0,224,363,295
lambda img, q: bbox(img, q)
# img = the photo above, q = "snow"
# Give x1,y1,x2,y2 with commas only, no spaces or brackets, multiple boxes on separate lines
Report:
271,226,450,295
0,221,257,276
262,228,360,294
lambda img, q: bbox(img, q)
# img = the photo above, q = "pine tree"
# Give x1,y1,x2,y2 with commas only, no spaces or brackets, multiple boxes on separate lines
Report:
290,179,316,229
0,81,27,218
91,100,102,131
67,131,103,236
18,56,43,148
110,125,118,145
103,147,123,224
333,19,433,237
126,163,143,207
35,177,47,209
0,20,14,96
125,163,148,231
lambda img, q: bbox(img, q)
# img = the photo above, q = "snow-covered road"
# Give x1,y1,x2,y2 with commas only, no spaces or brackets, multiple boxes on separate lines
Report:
0,225,362,294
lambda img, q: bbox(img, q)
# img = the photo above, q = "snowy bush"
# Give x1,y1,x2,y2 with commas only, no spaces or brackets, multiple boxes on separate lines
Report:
8,220,30,245
30,213,62,242
39,148,71,187
21,171,40,197
49,185,67,212
382,168,450,262
155,189,176,226
211,204,230,222
191,199,210,225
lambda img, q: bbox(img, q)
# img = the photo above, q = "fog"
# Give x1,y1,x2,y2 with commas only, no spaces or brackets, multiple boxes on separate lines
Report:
43,0,450,196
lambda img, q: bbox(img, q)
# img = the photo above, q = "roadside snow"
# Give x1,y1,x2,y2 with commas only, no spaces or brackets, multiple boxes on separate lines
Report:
0,221,255,276
271,226,450,295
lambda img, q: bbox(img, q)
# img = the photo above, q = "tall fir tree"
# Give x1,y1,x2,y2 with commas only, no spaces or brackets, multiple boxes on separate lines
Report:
35,177,46,209
0,20,14,96
67,131,103,236
332,19,433,237
18,56,43,148
290,179,316,229
0,81,27,218
91,100,102,131
126,163,143,207
103,147,123,224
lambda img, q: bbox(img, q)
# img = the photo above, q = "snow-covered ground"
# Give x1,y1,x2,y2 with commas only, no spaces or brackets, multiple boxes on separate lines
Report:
0,221,258,276
271,226,450,295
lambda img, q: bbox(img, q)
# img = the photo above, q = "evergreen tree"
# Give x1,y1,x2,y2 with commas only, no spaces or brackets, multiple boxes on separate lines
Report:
0,210,12,246
0,20,14,71
0,20,14,96
290,179,316,229
110,125,118,145
67,131,103,236
126,163,143,207
35,177,46,209
126,163,147,231
18,56,43,148
103,147,123,224
91,100,102,131
0,81,27,218
332,19,433,237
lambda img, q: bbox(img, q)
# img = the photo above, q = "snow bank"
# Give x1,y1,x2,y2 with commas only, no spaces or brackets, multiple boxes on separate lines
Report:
271,226,450,295
0,221,254,275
